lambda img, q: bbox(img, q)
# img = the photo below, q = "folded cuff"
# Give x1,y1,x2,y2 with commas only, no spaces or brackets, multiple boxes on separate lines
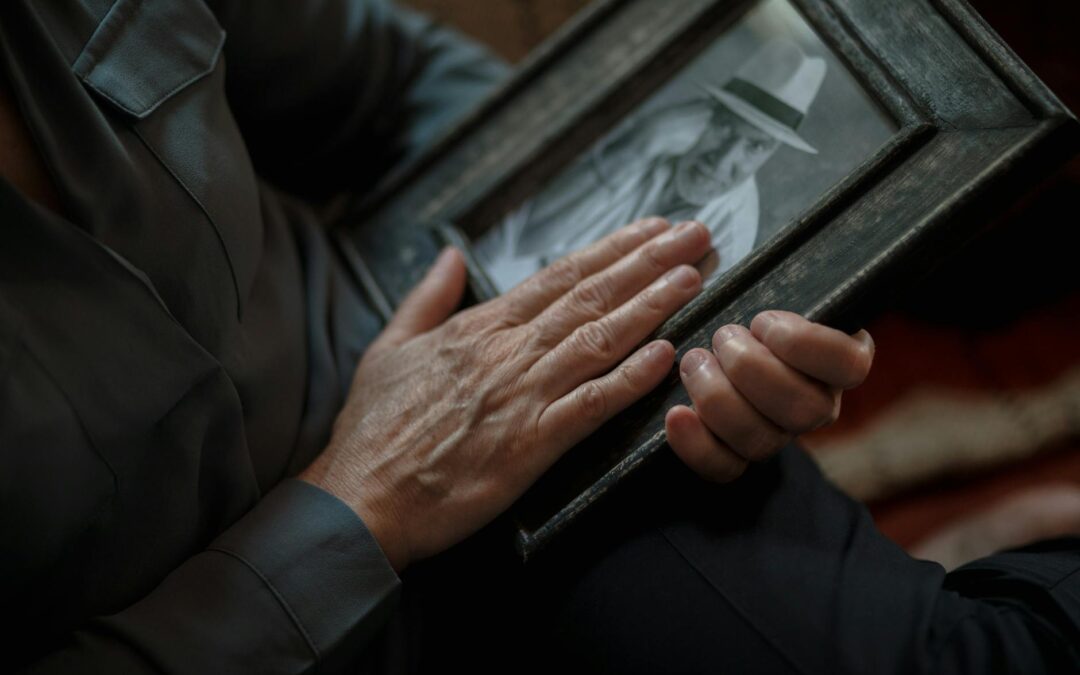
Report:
208,478,403,662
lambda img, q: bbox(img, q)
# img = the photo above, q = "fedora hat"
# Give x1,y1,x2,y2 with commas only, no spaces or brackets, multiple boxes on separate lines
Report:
702,38,826,154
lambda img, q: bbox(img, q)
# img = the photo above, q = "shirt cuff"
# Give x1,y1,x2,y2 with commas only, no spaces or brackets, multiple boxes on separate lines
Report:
209,478,403,661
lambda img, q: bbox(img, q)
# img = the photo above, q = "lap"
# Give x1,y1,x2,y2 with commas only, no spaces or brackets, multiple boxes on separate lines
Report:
378,447,1080,674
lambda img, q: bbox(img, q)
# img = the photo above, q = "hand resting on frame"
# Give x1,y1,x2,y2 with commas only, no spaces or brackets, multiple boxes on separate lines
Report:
301,218,872,572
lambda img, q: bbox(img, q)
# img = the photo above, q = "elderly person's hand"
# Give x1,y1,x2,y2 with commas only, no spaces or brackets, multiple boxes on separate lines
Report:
666,312,874,482
302,218,872,573
303,218,709,571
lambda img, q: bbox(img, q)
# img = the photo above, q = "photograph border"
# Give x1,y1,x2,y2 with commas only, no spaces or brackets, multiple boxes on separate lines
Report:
339,0,1080,559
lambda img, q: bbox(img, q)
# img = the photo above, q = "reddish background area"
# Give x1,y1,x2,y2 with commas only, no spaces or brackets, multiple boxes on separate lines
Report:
845,0,1080,544
403,0,1080,546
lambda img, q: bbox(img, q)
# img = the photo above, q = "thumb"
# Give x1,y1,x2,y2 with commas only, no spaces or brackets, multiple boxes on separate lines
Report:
372,247,467,351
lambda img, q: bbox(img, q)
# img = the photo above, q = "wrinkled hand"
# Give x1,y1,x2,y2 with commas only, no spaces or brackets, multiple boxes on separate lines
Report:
666,311,874,482
301,218,711,572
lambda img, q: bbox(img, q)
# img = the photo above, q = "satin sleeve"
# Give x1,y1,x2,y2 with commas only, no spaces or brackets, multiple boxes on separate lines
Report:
21,479,401,674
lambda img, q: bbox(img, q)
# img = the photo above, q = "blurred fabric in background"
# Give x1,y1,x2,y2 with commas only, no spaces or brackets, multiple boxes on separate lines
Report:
404,0,589,61
402,0,1080,550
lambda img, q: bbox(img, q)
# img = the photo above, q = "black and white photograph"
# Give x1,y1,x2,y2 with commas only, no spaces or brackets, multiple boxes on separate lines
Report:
474,0,894,293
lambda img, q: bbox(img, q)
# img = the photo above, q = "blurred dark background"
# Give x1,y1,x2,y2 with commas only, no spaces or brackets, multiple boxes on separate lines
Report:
404,0,589,62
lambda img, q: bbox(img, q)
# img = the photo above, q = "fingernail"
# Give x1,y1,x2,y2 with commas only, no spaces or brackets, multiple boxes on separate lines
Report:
675,221,705,245
665,265,699,290
714,324,739,346
642,340,672,362
657,221,699,247
638,217,669,237
680,350,707,375
855,329,875,352
755,311,779,331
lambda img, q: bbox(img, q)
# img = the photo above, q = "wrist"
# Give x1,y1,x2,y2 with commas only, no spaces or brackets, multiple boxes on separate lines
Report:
299,456,411,573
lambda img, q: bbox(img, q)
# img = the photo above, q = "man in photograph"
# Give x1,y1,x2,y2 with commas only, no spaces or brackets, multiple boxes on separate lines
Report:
478,37,827,291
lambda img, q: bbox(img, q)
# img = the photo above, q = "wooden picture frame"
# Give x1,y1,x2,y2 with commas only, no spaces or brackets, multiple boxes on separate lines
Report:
337,0,1080,559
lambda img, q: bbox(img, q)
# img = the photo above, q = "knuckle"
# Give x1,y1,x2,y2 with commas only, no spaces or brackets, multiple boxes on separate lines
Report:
615,220,657,254
787,391,835,431
618,355,650,393
639,241,669,274
574,320,617,362
721,345,755,383
571,278,613,316
548,257,583,289
577,381,608,423
786,402,818,432
527,320,560,351
490,297,526,327
441,314,468,338
450,313,488,343
529,320,565,352
637,283,667,315
611,235,639,257
695,387,729,425
516,274,543,299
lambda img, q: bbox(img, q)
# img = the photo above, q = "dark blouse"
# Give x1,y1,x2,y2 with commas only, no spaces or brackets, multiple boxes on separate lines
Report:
0,0,505,671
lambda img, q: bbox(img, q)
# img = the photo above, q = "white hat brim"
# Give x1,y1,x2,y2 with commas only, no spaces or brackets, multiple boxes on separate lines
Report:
707,87,818,155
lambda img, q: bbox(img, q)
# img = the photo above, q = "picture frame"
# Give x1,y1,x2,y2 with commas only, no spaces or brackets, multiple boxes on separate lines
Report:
336,0,1080,560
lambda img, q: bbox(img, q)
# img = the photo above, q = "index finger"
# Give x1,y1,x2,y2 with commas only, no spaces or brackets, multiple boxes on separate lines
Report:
498,217,670,324
749,310,874,389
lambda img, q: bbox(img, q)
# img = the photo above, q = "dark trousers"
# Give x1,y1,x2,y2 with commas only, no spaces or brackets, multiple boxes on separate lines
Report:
382,445,1080,674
